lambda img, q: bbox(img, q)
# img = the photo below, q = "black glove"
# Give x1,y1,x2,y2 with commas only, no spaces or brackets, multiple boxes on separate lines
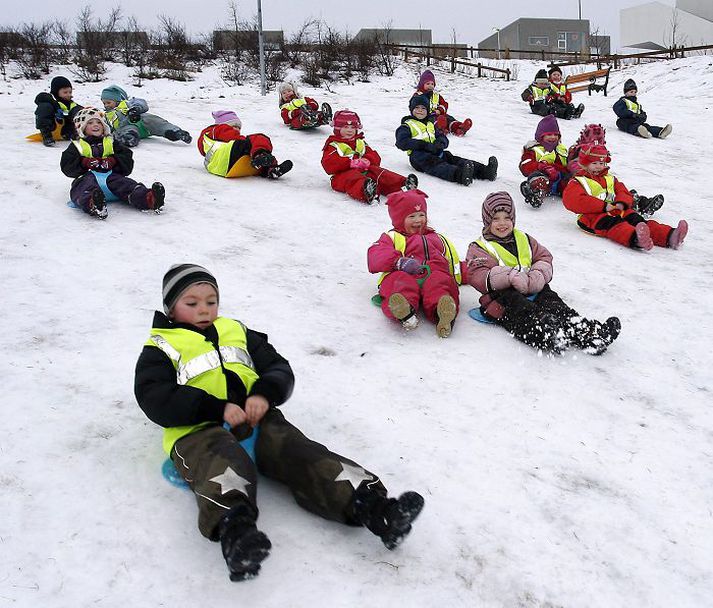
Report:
639,111,647,122
424,143,438,154
127,107,141,123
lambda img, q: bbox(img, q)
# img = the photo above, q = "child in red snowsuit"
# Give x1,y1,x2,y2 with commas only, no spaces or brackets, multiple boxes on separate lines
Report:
322,110,418,203
413,70,472,136
367,189,461,337
519,114,569,208
278,81,332,129
562,144,688,250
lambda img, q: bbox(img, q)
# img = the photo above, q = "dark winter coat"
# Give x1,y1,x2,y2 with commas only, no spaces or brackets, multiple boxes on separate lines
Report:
395,115,449,155
60,136,134,179
612,95,647,123
134,311,294,430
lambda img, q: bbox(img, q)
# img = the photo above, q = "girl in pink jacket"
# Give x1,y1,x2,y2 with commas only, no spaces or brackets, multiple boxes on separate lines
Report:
465,191,621,355
367,189,461,337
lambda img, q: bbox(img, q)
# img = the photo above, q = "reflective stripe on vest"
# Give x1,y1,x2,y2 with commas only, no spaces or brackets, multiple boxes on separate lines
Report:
330,139,366,158
531,85,550,101
404,119,436,155
476,229,532,271
201,134,232,176
145,317,259,454
377,230,461,286
574,174,616,202
550,83,567,96
280,98,307,113
532,143,568,167
429,92,441,114
57,100,77,116
73,137,115,158
105,100,130,130
623,98,640,115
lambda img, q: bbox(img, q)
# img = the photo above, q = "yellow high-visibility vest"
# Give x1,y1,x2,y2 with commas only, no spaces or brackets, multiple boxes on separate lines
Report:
377,230,461,285
72,137,114,158
476,229,532,270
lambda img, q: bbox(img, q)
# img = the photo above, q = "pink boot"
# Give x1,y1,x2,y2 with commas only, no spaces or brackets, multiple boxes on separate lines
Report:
634,222,654,251
667,220,688,249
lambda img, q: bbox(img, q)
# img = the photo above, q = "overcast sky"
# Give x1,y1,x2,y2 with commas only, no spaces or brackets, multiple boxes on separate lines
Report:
4,0,674,50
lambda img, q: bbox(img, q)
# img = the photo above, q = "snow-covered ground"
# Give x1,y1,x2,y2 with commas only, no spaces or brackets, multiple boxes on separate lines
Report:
1,56,712,607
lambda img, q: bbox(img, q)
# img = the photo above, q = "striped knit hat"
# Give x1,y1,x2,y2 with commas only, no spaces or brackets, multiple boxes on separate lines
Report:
482,191,516,241
162,264,219,315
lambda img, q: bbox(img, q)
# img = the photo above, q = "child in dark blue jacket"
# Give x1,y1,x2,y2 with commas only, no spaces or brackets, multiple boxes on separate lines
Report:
613,79,672,139
395,95,497,186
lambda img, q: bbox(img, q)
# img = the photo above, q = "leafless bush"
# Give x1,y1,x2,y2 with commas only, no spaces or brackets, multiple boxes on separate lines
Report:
51,20,74,64
285,18,318,68
149,15,194,81
72,6,121,81
14,21,54,79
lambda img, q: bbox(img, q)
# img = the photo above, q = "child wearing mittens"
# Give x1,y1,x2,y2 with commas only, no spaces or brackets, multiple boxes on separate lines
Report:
278,81,332,129
413,69,472,136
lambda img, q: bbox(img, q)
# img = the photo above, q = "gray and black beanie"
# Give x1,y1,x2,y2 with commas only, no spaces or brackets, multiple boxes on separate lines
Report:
624,78,637,93
162,264,219,315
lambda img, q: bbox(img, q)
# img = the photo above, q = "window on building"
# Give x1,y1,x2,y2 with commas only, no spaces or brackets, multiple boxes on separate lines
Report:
528,36,549,46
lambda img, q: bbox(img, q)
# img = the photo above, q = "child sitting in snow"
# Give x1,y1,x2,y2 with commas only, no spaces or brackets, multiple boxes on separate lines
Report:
567,123,664,217
395,95,497,186
100,85,192,147
322,109,418,204
60,108,165,219
34,75,83,146
197,110,292,179
546,65,584,119
413,69,472,136
134,264,424,581
518,115,570,208
278,81,332,129
465,191,621,355
520,69,553,117
613,79,672,139
562,143,687,250
367,189,461,337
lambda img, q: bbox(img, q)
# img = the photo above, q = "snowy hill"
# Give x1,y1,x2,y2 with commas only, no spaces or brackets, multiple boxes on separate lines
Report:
2,56,713,607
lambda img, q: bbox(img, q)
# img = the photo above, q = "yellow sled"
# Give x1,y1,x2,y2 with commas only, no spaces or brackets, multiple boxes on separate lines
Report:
226,155,260,178
26,121,63,143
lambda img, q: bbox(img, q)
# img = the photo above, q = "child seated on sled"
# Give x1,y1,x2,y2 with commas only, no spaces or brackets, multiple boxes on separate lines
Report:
395,95,497,187
34,76,83,146
413,69,472,136
546,65,584,120
613,79,672,139
322,109,418,204
367,189,461,337
520,69,553,117
562,143,687,250
134,264,424,581
518,115,570,208
465,191,621,355
567,123,664,217
278,81,332,129
100,85,191,147
197,110,292,179
60,108,165,219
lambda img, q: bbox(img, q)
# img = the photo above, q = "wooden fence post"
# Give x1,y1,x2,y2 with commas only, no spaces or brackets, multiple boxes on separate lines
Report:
506,68,510,81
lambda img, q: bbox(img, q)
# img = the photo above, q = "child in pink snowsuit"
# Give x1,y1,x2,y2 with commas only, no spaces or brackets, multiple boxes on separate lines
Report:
322,110,418,203
367,189,462,337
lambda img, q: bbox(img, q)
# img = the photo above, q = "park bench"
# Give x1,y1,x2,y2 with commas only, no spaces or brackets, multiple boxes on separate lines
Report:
564,66,611,96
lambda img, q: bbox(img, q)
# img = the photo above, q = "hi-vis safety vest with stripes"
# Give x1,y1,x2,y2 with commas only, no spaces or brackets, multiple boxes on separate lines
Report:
280,97,307,115
330,138,366,158
105,101,150,137
201,134,234,176
476,229,532,271
145,317,260,454
623,98,641,115
57,100,77,116
378,230,462,286
530,85,550,102
428,92,441,114
404,119,436,155
532,143,568,167
73,137,114,158
574,174,616,203
549,83,567,96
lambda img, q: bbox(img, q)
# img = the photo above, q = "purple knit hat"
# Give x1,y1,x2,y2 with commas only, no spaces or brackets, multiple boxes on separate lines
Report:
212,110,242,129
417,70,435,90
482,191,516,241
534,114,560,151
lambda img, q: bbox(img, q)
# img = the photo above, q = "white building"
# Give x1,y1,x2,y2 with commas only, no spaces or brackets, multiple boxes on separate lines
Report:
621,0,713,50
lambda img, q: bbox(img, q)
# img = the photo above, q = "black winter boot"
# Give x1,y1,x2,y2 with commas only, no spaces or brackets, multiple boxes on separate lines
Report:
88,188,108,219
352,483,424,550
219,504,271,582
267,160,293,179
511,310,567,354
566,316,621,355
251,150,276,170
41,131,55,147
454,161,475,186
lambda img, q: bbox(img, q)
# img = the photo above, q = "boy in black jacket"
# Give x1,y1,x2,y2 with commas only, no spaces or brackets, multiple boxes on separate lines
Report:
34,76,83,146
612,79,672,139
134,265,424,581
60,107,165,219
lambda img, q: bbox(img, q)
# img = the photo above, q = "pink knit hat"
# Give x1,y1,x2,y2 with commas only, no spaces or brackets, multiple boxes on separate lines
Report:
332,109,362,134
387,189,428,233
482,191,516,237
212,110,242,129
417,69,435,90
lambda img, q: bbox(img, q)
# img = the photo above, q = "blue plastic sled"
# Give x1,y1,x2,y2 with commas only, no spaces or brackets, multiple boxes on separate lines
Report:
468,294,537,324
162,424,260,489
67,170,120,208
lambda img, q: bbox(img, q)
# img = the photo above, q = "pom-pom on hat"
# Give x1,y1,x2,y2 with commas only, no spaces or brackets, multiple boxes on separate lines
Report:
577,123,606,146
212,110,242,129
332,109,362,134
100,85,128,102
162,264,220,316
624,78,637,93
578,143,611,166
386,189,428,233
50,75,72,97
73,107,111,137
409,94,430,113
417,69,436,90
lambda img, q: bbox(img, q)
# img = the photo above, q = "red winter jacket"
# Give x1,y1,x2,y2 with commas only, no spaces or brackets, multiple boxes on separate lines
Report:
519,140,569,178
562,171,634,217
548,81,572,104
414,89,449,115
321,134,381,175
197,124,247,155
367,227,458,280
197,124,272,161
280,96,319,124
